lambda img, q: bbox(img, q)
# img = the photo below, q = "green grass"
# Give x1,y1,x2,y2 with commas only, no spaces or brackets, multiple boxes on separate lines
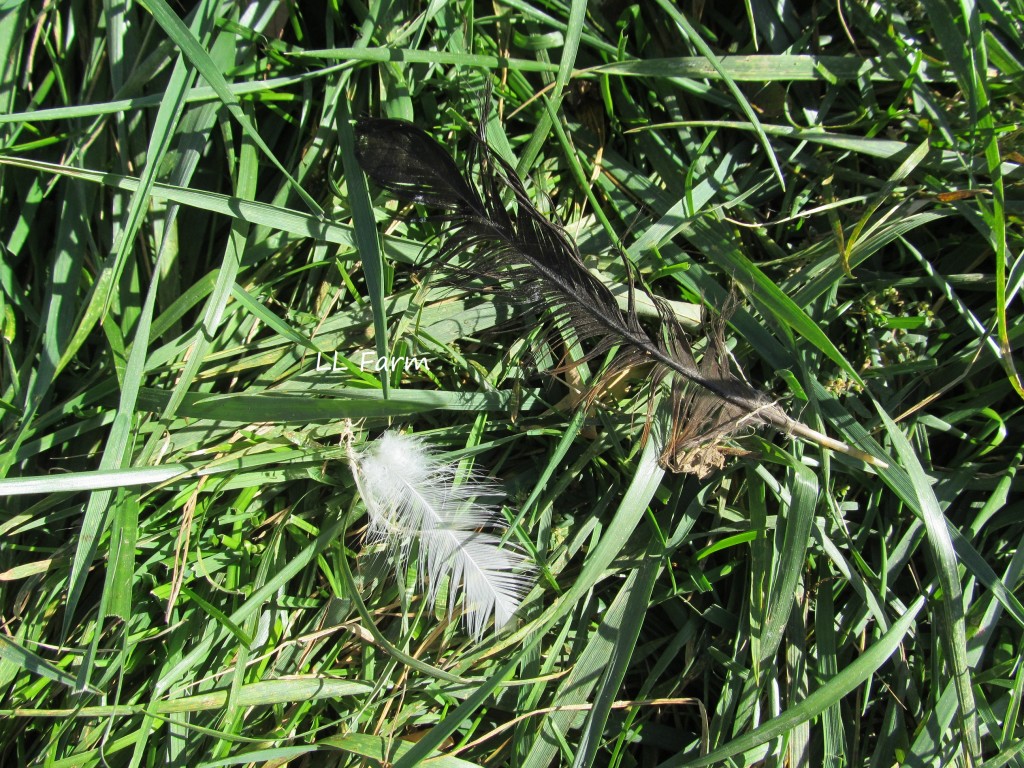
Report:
0,0,1022,766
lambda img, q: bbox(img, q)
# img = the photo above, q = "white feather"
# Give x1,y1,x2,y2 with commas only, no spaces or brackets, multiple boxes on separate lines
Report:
350,431,532,641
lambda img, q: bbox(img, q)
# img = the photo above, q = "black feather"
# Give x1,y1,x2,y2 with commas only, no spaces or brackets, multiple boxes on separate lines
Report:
354,118,885,472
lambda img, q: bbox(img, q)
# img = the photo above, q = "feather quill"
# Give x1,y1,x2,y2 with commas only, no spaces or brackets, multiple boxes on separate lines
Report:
354,118,885,471
349,431,531,641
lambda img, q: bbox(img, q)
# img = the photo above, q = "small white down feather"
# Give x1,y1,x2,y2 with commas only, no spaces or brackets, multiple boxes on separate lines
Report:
350,431,532,642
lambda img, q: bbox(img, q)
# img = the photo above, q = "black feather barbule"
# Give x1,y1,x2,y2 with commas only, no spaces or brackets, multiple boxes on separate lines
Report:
354,118,885,475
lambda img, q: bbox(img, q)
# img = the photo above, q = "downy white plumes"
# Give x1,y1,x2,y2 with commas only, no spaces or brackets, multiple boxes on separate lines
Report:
349,431,532,642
